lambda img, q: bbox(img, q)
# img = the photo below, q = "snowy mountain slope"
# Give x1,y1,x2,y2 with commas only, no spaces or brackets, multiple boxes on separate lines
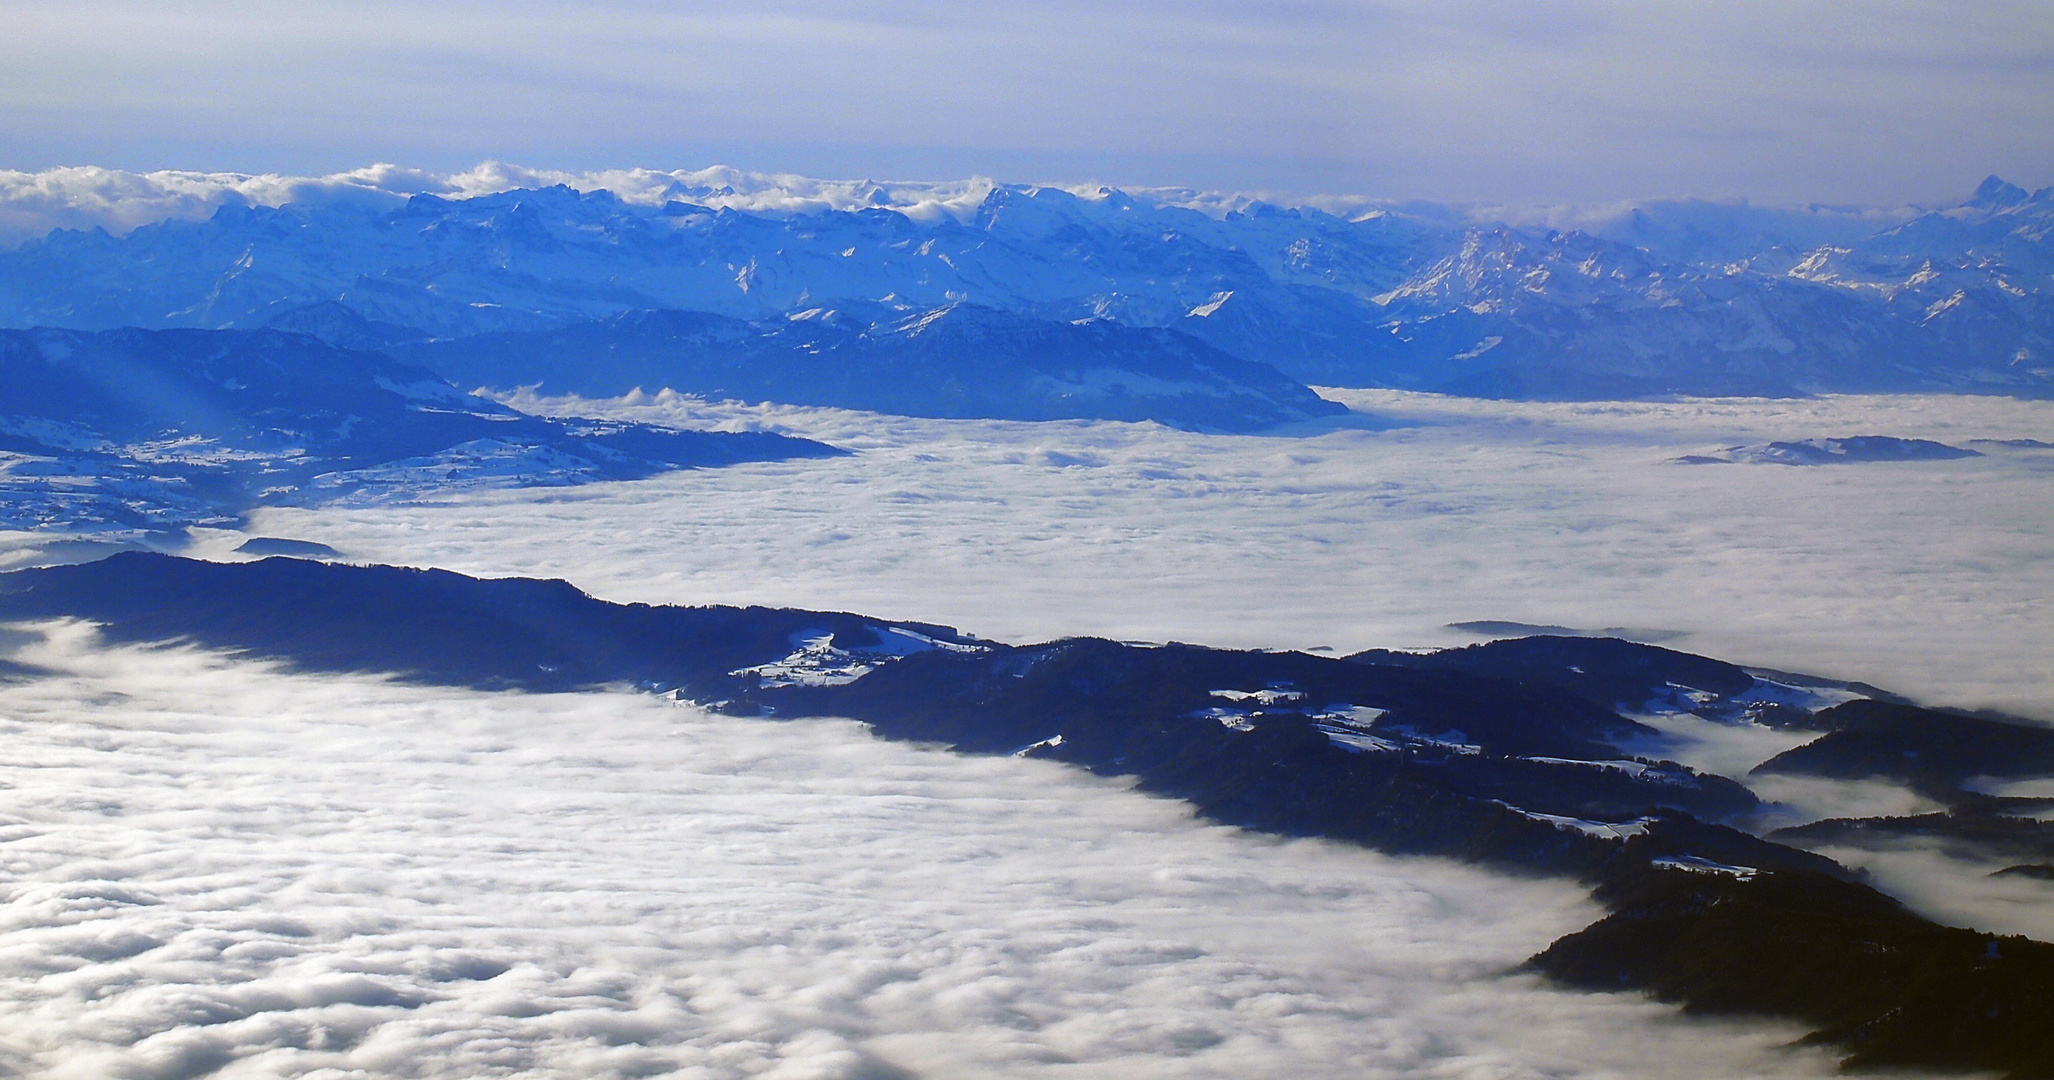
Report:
0,327,836,538
1577,199,1905,268
400,303,1347,431
0,172,2049,400
0,183,1446,338
1313,215,2054,396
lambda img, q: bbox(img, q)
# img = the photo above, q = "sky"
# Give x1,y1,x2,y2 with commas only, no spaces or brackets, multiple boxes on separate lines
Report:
5,0,2053,205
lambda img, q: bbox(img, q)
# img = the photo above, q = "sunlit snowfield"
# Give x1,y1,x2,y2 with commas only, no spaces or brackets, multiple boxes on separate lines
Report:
0,625,1862,1080
228,389,2054,721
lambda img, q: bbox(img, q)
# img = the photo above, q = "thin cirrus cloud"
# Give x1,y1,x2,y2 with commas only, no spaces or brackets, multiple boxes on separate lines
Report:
0,621,1863,1079
1,1,2049,202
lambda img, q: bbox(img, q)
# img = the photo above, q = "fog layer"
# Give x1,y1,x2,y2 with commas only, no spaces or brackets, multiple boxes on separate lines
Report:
0,624,1859,1078
206,390,2054,722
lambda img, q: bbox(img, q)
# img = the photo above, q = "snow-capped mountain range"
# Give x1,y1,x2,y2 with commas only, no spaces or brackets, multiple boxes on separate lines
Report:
1,167,2048,400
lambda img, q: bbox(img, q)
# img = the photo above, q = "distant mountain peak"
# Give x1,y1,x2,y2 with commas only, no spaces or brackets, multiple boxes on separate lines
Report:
1968,174,2030,210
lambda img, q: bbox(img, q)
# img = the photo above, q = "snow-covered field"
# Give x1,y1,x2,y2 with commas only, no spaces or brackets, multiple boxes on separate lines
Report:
0,623,1858,1079
222,389,2054,722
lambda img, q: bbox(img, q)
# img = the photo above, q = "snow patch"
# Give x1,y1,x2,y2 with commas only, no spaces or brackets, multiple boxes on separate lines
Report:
1521,758,1702,788
731,625,983,688
1321,729,1402,754
1188,707,1258,732
1014,733,1064,756
1314,705,1387,728
1651,855,1759,880
1383,725,1482,755
1729,676,1867,714
1637,682,1721,715
1211,687,1305,706
1499,805,1655,841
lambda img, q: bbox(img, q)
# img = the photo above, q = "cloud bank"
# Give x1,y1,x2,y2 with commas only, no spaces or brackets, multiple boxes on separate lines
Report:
0,158,1950,250
0,163,1022,247
0,623,1861,1078
190,389,2054,725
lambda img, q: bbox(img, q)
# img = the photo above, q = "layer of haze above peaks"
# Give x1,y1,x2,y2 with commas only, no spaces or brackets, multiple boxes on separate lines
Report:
2,0,2050,205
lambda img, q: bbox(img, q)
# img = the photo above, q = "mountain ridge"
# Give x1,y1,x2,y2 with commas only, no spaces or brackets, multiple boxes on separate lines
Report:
0,326,838,540
396,302,1348,431
3,172,2048,401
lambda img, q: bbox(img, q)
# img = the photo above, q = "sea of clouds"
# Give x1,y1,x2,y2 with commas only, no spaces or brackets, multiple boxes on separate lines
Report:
1,386,2048,1075
200,389,2054,724
0,622,1867,1080
177,386,2054,943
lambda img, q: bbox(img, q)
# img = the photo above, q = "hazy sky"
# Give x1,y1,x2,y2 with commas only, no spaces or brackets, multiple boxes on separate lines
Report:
5,0,2052,204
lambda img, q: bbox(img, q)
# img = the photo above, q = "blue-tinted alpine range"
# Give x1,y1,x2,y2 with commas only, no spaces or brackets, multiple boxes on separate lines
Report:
1,174,2047,402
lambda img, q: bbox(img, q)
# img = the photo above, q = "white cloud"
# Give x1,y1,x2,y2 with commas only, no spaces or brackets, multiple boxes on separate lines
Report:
0,622,1860,1078
433,163,1006,223
0,156,1965,249
5,390,2050,988
1619,712,1952,832
1798,841,2054,943
0,163,1020,246
175,389,2054,725
0,164,433,244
